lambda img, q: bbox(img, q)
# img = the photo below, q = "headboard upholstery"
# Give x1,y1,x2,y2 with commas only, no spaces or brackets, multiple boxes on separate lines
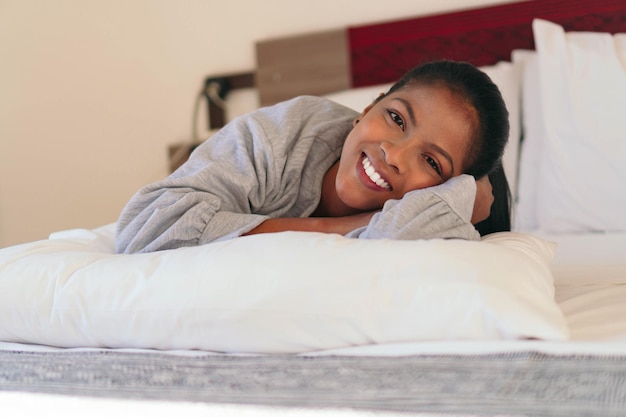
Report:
348,0,625,88
255,0,626,106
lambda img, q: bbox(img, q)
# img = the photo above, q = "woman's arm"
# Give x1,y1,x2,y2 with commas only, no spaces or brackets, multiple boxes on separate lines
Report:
115,97,355,254
247,175,492,239
346,175,481,241
247,175,485,240
244,212,377,237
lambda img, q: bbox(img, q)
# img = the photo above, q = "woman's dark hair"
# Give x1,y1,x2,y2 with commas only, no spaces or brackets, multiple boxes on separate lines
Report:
382,60,512,235
475,163,511,235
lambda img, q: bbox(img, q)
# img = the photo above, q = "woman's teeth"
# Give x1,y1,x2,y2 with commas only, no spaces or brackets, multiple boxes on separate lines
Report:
362,156,390,190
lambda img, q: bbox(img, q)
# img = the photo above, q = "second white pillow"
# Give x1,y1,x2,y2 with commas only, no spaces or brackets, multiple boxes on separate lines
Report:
532,19,626,233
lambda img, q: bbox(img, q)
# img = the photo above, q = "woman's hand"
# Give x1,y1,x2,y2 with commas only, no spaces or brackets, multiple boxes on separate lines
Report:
472,176,494,225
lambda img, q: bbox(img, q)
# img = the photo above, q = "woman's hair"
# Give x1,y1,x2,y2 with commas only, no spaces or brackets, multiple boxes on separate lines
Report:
382,60,512,235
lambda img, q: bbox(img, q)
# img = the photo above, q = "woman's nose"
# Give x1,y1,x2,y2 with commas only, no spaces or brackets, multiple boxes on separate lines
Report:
380,140,410,174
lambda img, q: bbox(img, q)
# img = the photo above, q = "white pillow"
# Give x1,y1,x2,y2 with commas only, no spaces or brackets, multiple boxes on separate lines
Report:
531,19,626,233
512,50,543,232
481,61,523,200
325,61,523,199
324,83,392,115
0,225,568,353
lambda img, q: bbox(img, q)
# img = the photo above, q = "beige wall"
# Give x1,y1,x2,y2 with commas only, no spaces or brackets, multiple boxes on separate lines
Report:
0,0,516,247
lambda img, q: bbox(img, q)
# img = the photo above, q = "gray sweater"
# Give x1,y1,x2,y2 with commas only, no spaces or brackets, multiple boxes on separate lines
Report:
115,96,479,253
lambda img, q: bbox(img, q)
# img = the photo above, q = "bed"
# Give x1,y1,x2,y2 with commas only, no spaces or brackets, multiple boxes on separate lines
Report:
2,0,626,415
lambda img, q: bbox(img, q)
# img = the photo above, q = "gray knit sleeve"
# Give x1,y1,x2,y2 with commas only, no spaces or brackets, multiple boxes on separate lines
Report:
345,175,480,241
114,115,271,254
114,96,353,254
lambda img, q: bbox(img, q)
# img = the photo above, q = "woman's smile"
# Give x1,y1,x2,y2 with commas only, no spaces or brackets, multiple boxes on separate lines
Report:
359,154,392,191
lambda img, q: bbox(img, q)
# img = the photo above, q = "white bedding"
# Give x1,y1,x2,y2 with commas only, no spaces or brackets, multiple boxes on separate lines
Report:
1,228,624,356
548,232,626,342
0,224,570,353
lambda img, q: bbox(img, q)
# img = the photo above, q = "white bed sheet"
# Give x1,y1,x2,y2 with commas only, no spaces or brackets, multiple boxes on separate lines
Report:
543,232,626,286
544,231,626,342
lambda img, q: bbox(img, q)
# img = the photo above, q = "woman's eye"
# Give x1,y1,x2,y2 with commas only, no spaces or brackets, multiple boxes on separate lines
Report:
424,155,442,175
387,110,404,130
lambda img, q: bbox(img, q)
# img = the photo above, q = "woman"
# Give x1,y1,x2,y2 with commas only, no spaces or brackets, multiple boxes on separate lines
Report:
115,60,510,254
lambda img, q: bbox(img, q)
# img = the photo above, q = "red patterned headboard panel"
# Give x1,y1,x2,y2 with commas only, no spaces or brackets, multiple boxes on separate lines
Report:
348,0,626,87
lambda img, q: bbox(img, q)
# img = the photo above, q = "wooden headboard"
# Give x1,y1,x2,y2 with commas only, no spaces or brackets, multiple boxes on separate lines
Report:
188,0,624,169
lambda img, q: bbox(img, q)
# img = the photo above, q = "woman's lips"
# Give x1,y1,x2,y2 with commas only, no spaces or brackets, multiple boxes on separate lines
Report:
360,154,391,190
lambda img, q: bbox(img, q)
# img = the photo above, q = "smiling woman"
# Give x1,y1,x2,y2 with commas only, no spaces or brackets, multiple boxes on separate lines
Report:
115,60,510,254
333,84,477,214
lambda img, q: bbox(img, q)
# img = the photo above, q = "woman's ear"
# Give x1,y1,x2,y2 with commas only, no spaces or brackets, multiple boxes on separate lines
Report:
354,93,386,126
354,101,376,125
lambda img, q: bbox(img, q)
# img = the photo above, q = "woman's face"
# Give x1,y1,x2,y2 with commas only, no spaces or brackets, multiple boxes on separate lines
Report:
335,83,477,212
